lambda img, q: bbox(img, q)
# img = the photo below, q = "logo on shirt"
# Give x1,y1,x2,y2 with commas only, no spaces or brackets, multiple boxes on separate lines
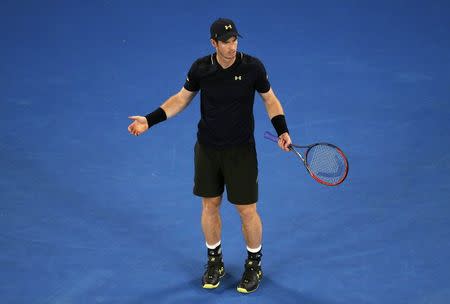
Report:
234,75,242,80
225,25,233,30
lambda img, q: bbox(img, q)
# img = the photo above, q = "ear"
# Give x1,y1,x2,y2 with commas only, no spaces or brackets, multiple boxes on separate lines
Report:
210,38,218,48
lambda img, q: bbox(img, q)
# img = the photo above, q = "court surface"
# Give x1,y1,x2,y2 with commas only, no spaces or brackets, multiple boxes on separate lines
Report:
1,1,450,303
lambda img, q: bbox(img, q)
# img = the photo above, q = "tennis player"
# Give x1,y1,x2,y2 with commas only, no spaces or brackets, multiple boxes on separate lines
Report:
128,18,291,293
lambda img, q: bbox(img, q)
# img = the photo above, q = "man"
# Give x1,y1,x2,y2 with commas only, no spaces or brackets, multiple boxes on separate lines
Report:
128,18,291,293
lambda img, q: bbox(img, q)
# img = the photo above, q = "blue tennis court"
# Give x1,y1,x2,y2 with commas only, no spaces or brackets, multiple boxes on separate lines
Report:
1,1,450,303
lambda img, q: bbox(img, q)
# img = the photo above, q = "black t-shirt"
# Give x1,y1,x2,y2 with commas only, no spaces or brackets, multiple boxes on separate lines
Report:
184,52,271,148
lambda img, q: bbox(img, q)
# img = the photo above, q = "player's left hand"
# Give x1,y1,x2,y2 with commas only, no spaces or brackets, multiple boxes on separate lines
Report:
278,132,292,152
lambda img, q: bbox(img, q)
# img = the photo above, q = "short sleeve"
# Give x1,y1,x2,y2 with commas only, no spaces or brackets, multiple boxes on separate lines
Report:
183,61,200,92
254,59,271,93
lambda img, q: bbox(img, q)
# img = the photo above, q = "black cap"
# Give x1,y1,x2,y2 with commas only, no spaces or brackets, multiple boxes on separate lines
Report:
210,18,242,42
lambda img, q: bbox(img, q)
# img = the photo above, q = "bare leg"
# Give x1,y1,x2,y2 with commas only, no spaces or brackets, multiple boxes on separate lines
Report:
201,196,222,245
235,203,262,249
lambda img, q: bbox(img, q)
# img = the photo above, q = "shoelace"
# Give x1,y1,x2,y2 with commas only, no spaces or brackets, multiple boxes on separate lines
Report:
204,259,222,278
242,265,258,283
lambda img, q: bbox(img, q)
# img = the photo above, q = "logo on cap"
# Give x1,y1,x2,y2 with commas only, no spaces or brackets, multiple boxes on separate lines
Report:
210,18,242,41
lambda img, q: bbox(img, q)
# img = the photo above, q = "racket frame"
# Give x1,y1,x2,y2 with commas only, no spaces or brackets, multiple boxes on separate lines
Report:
264,131,349,186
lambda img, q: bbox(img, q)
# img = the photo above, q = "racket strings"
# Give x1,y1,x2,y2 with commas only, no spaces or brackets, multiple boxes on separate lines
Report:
306,144,347,185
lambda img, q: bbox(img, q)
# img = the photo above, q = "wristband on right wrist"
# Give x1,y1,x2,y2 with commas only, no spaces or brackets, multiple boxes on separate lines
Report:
271,114,289,136
145,107,167,128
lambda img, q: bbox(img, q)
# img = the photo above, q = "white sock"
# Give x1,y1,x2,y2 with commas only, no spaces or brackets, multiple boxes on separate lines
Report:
246,244,262,253
206,240,221,249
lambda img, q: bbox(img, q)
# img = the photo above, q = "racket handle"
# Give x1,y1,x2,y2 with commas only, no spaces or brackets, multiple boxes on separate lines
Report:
264,131,279,143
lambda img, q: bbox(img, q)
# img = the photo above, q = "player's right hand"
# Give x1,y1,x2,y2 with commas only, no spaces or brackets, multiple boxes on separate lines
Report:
128,116,149,136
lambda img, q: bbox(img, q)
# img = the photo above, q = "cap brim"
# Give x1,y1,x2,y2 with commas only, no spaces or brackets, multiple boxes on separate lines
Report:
217,31,242,42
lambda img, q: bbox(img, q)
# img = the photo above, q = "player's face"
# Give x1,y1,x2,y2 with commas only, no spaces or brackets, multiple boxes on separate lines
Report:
214,36,238,60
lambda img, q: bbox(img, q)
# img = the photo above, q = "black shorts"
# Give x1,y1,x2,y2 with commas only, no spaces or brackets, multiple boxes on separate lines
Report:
193,142,258,204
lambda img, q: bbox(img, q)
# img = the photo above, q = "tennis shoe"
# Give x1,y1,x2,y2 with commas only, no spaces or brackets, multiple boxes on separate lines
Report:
236,259,263,293
202,256,225,289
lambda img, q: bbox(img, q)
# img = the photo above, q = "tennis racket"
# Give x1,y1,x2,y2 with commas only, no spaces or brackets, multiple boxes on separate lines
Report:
264,131,349,186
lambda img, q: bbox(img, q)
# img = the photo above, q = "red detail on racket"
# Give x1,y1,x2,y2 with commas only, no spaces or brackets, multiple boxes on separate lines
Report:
264,131,349,186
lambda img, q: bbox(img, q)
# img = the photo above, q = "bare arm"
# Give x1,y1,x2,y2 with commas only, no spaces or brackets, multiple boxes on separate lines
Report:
128,87,197,136
161,87,198,118
259,88,285,119
259,88,292,151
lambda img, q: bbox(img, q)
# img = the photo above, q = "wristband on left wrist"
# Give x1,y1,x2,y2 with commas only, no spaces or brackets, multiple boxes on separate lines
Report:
271,114,289,136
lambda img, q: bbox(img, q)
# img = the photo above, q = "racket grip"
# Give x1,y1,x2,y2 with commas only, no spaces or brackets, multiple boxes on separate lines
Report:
264,131,279,143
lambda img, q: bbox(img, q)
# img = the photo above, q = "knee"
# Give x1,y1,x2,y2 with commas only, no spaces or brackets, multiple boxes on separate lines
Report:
237,205,258,222
202,197,221,215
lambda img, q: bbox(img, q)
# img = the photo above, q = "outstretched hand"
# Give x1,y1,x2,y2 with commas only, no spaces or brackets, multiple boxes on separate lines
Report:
278,132,292,152
128,116,149,136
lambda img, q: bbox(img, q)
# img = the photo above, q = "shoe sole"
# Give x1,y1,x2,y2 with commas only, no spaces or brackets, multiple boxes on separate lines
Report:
202,272,226,289
203,282,220,289
236,284,259,294
236,271,262,294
